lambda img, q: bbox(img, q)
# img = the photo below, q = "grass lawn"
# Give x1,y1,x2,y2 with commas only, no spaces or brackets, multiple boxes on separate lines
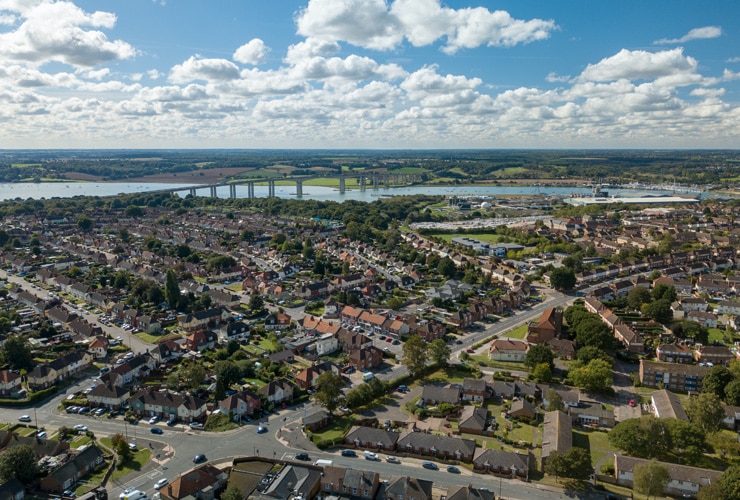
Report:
422,365,480,384
707,327,728,344
99,437,152,483
309,415,356,446
504,323,529,339
573,428,612,468
470,354,526,372
243,378,266,389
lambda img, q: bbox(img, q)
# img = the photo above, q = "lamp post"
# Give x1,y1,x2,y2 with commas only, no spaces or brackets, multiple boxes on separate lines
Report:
33,407,38,432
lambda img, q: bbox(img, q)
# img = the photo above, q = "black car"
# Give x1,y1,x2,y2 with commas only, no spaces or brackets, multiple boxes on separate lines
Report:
295,451,310,461
341,450,357,457
422,461,438,470
193,454,207,464
150,427,163,434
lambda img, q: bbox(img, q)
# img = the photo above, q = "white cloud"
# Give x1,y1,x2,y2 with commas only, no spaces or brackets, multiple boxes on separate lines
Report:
0,13,17,25
654,26,722,45
169,56,240,83
728,57,740,63
579,48,698,82
233,39,268,65
0,1,135,67
284,38,341,65
295,0,556,53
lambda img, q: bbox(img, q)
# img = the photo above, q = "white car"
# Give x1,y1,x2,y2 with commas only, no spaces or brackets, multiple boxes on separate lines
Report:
18,415,31,422
73,424,88,432
148,416,159,424
154,478,169,490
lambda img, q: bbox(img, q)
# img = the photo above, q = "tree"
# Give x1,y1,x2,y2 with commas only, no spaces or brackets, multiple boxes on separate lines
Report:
0,444,39,484
249,294,264,312
576,345,613,366
641,299,672,324
633,460,670,499
427,339,451,367
563,447,592,480
724,379,740,406
0,335,34,371
525,343,554,370
566,358,613,392
165,268,181,310
664,419,705,459
214,360,242,388
686,392,725,434
544,388,564,411
543,450,569,483
180,361,206,391
77,214,93,232
549,267,576,291
401,334,428,375
609,416,671,459
573,316,614,351
437,257,457,278
313,371,344,412
701,365,733,400
532,362,553,382
221,485,244,500
651,283,677,303
626,286,652,310
718,465,740,500
696,481,727,500
673,320,709,344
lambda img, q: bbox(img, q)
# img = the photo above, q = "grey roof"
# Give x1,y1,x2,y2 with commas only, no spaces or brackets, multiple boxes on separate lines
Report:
397,432,476,456
473,448,530,470
345,426,400,447
541,410,572,460
651,389,688,421
384,476,433,500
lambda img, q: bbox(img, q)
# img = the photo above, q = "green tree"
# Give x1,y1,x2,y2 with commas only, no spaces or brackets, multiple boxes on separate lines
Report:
566,358,613,392
313,371,344,412
724,379,740,406
701,365,733,400
0,444,39,484
544,388,564,411
525,343,554,370
437,257,457,278
696,482,727,500
124,205,145,217
249,294,264,311
180,361,206,391
633,460,670,499
543,450,569,483
0,335,34,371
401,334,428,375
626,286,652,310
549,267,576,291
609,416,671,459
427,339,451,367
719,465,740,500
214,360,242,388
664,419,705,458
651,283,677,303
641,298,673,324
576,345,613,366
221,484,244,500
563,447,592,480
574,316,614,351
532,362,553,383
165,268,181,310
686,392,725,434
77,215,93,232
240,229,254,243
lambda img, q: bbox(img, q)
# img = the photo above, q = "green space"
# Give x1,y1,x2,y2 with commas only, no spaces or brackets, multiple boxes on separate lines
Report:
308,415,355,447
573,428,612,468
505,323,529,339
392,166,428,174
430,233,505,244
422,365,481,384
99,437,152,483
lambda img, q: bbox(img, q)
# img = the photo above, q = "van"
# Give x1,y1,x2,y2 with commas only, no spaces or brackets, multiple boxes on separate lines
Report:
121,491,148,500
314,459,333,467
362,372,375,382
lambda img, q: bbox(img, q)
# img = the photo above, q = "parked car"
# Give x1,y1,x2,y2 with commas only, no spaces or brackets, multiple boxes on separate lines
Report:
36,431,47,439
422,461,438,470
154,478,169,490
193,454,207,464
167,417,177,426
129,443,138,451
18,415,31,422
295,451,310,461
363,451,380,461
189,422,204,429
447,465,460,474
386,456,401,464
150,427,163,435
341,450,357,457
73,424,88,432
148,416,159,424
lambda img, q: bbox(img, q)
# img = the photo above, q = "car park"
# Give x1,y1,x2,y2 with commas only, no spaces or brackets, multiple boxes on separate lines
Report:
151,427,163,435
422,461,438,470
193,454,207,464
341,450,357,457
154,478,169,490
447,465,460,474
385,456,400,464
18,415,31,422
73,424,88,432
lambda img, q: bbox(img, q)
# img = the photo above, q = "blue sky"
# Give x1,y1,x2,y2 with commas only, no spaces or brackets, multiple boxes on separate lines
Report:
0,0,738,149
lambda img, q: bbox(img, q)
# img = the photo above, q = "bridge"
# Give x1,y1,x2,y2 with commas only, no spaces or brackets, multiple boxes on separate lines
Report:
152,172,422,199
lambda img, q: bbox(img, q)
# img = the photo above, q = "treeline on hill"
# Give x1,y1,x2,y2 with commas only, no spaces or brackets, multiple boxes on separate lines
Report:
1,150,737,185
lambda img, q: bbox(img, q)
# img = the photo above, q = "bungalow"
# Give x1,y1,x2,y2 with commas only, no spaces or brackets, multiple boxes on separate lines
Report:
458,406,489,435
509,399,536,420
568,403,614,428
302,408,332,432
396,432,476,462
541,410,572,470
651,389,688,421
614,455,721,498
421,385,461,406
444,485,495,500
344,426,400,452
489,339,528,362
39,445,105,494
384,476,433,500
473,449,531,481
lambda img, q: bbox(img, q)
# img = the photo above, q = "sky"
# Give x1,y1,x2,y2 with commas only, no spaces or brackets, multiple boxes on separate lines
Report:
0,0,739,150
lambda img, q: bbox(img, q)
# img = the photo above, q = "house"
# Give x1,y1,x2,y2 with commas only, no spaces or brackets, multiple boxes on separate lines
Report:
695,345,734,366
314,333,339,356
717,300,740,316
639,360,709,392
686,310,718,329
178,307,227,332
488,339,528,362
87,382,130,410
258,378,294,405
396,432,476,462
567,403,615,428
218,390,261,419
541,410,572,470
87,336,109,359
656,343,694,364
490,380,516,400
421,385,461,406
509,399,536,420
185,330,218,352
215,321,250,343
128,389,207,423
614,455,721,498
384,476,433,500
320,466,380,500
444,484,496,500
264,312,291,331
302,408,332,432
0,478,25,500
295,362,336,390
344,426,400,452
458,406,489,435
39,445,105,494
348,346,383,371
462,378,490,402
525,308,562,344
651,389,688,421
158,464,228,500
0,370,22,398
547,338,576,360
472,449,531,480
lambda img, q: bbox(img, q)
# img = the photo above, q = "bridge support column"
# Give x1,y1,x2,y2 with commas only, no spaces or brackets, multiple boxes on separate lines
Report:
247,181,255,199
268,180,275,197
296,180,303,197
339,176,345,194
210,185,217,197
189,188,196,197
229,184,237,198
359,176,366,191
373,173,379,189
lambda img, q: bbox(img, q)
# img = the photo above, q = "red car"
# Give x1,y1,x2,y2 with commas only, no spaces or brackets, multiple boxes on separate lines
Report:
628,399,636,407
385,337,392,342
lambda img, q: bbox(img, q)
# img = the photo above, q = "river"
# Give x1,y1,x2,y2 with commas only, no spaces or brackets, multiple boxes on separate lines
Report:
0,181,693,202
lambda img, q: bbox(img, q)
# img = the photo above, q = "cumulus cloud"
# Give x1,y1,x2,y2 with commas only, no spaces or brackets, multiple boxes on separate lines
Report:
579,48,698,82
654,26,722,45
295,0,556,53
284,38,341,65
169,56,240,83
233,39,268,65
0,0,135,67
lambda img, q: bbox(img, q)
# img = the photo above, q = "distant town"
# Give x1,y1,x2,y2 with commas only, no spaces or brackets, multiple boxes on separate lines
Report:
0,150,738,500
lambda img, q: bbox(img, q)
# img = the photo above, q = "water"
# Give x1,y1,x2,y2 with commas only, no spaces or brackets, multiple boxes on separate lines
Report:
0,181,691,202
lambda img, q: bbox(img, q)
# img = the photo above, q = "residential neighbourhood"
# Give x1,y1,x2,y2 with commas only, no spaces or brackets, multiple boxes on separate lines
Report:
0,188,738,500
